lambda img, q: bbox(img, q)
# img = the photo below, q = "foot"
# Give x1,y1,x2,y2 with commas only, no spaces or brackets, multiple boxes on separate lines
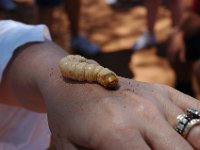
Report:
132,32,157,51
70,36,100,57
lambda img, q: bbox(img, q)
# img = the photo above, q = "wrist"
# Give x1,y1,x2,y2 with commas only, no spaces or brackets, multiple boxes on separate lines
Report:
6,41,67,112
29,42,68,99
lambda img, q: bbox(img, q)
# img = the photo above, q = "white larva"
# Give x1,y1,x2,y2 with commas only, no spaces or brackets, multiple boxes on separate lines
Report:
59,55,119,89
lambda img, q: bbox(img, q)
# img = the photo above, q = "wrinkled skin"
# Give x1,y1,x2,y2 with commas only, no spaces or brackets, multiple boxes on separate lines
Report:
44,76,200,150
1,42,200,150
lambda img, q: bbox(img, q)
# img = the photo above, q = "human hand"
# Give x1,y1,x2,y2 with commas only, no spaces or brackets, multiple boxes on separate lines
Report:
3,42,199,150
41,74,200,150
166,31,185,63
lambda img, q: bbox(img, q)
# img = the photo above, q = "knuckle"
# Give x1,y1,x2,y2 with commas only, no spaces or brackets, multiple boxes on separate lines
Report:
108,120,136,140
135,101,161,120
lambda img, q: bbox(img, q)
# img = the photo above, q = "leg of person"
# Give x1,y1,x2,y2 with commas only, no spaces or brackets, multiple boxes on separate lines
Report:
64,0,80,37
64,0,100,57
36,0,63,31
132,0,158,50
168,0,184,28
145,0,160,35
37,7,54,31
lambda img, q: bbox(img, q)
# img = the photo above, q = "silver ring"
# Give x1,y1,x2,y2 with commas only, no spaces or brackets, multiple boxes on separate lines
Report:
183,119,200,138
175,114,190,134
186,108,200,119
175,108,200,136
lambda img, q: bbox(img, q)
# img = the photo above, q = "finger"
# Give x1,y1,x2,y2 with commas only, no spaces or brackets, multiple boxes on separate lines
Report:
187,125,200,150
98,130,151,150
125,83,184,128
119,80,184,128
159,98,184,127
143,114,194,150
168,86,200,112
55,138,78,150
168,87,200,148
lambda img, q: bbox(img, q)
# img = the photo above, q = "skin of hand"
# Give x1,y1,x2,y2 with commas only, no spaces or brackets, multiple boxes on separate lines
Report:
166,31,186,63
1,42,200,150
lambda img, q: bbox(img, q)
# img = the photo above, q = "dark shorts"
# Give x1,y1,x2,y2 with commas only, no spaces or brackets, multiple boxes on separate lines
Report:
36,0,63,7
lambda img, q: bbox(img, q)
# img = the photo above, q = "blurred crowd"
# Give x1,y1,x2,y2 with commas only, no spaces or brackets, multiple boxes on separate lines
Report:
1,0,200,95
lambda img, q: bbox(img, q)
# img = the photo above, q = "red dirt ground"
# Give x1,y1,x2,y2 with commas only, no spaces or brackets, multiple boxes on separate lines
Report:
0,0,197,95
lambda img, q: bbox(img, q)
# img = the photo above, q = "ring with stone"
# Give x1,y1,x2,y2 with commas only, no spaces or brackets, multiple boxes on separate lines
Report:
175,108,200,136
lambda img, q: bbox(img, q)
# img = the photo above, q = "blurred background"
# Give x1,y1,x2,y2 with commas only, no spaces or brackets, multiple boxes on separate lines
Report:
0,0,198,99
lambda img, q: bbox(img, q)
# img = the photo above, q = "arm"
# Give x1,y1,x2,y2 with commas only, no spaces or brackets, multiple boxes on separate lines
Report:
1,41,200,149
0,42,66,112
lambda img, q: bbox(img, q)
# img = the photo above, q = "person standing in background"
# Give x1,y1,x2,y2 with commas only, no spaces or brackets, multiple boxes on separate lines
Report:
132,0,184,51
36,0,100,56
